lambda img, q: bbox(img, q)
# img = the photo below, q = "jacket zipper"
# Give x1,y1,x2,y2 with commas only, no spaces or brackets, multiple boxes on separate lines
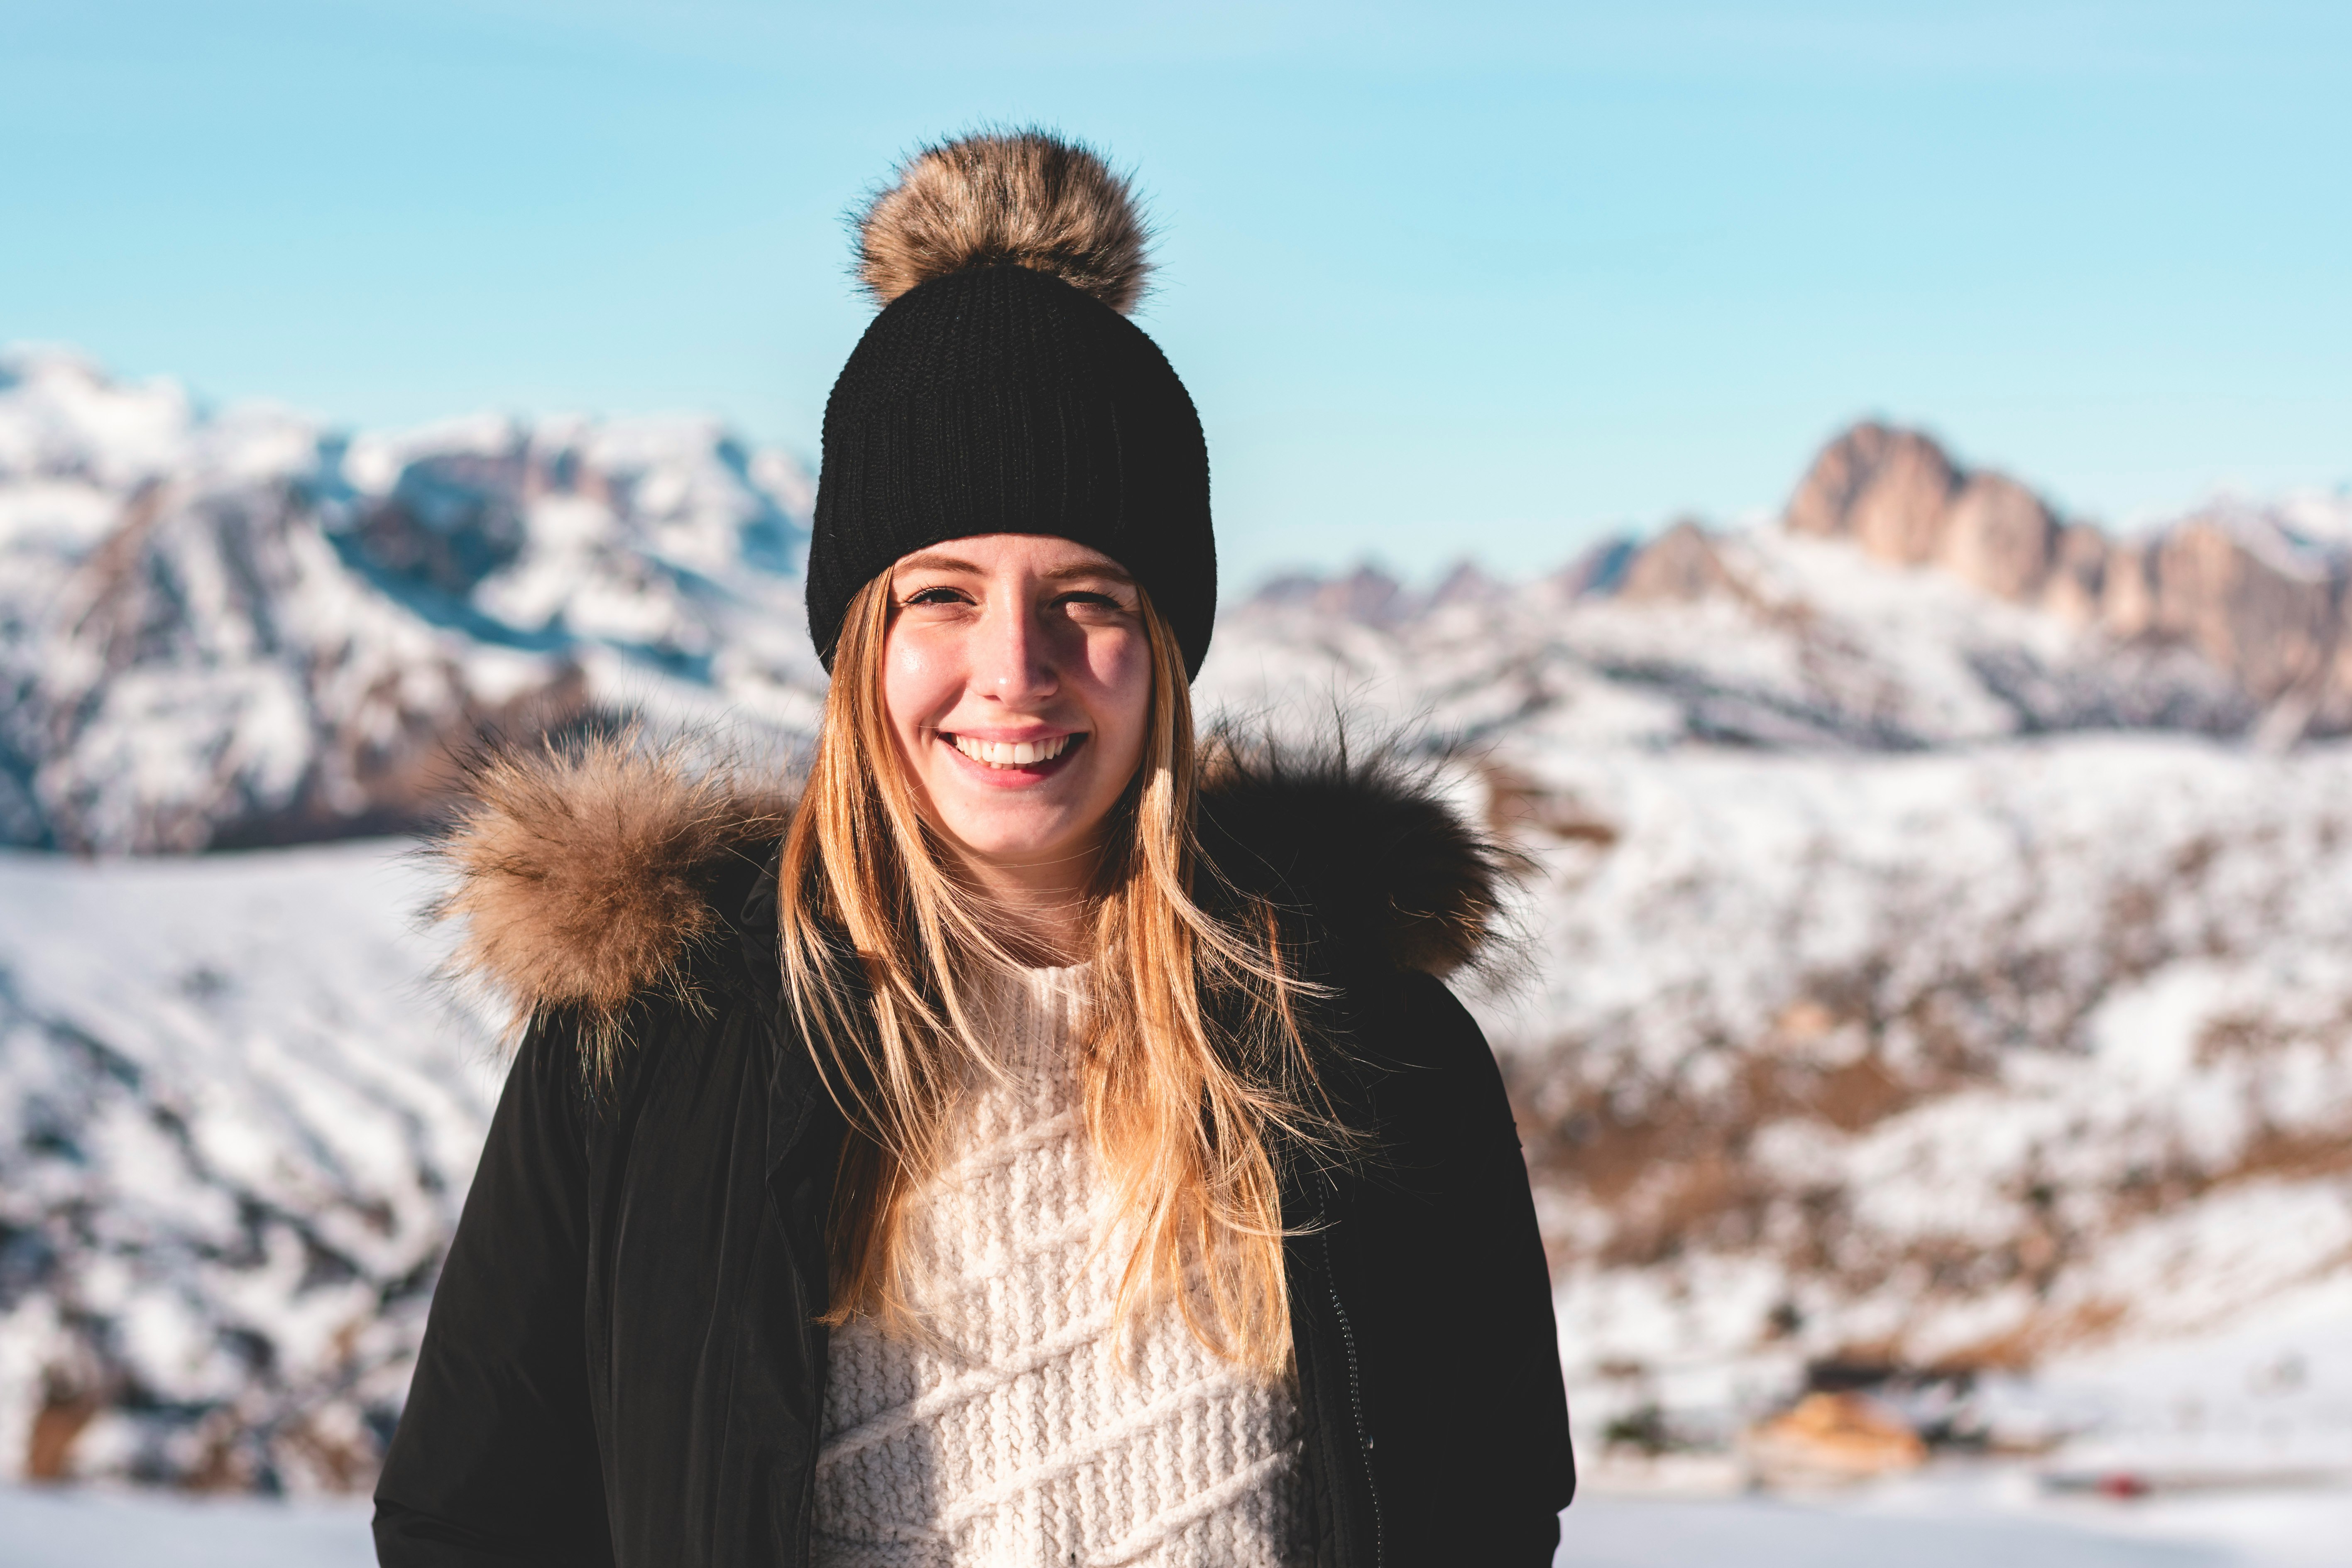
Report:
796,1406,820,1563
796,1224,827,1563
1320,1230,1385,1568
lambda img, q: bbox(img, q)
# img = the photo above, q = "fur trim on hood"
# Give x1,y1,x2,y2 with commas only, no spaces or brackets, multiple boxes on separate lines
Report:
428,729,1518,1043
1193,729,1521,983
426,733,794,1042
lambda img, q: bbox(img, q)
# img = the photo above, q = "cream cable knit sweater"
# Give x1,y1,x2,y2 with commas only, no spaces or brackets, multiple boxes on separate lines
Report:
812,966,1304,1568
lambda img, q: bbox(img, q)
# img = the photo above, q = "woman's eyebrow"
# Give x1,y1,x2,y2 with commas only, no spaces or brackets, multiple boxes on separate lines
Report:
891,552,984,575
1042,563,1135,584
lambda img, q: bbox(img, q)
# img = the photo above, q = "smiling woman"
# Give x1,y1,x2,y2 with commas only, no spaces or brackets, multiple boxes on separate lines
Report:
372,130,1574,1568
879,539,1154,926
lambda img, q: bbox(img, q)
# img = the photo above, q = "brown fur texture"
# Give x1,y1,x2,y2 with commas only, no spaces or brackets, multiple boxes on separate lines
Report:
426,731,794,1069
855,130,1153,314
429,728,1515,1064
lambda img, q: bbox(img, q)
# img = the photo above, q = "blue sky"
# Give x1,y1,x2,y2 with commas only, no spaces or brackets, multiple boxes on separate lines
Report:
6,2,2348,587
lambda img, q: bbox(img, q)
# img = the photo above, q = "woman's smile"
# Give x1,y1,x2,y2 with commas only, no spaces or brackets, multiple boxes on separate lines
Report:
941,729,1086,775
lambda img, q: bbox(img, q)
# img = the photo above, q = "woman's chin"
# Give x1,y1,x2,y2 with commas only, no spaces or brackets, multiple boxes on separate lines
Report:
922,789,1100,866
923,761,1099,850
933,817,1093,871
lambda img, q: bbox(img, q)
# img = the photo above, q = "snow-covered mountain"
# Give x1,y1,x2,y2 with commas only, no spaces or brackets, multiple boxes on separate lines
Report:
8,352,2345,852
3,348,2349,1494
0,348,823,852
1206,423,2351,752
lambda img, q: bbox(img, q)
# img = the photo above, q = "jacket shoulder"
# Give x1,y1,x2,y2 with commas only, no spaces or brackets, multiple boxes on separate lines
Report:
427,726,1519,1030
1196,732,1521,980
426,732,793,1039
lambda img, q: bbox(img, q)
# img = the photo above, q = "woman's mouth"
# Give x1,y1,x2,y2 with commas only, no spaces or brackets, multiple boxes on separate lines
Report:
945,732,1084,771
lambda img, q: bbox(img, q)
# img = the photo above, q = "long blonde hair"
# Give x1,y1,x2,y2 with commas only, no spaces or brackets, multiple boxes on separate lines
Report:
776,573,1341,1373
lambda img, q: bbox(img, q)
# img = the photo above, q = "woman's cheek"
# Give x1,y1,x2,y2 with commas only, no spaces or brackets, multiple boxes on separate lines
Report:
1089,629,1150,703
884,634,958,727
1095,632,1152,760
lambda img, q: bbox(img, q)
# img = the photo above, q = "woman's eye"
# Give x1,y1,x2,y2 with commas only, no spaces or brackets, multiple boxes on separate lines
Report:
1057,591,1128,612
902,586,970,607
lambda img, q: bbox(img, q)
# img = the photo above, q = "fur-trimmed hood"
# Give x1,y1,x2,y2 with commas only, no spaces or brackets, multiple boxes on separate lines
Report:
429,730,1517,1036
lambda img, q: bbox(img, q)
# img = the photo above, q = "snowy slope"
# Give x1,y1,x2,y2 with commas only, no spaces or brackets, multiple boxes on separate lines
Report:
0,843,499,1491
1490,738,2352,1471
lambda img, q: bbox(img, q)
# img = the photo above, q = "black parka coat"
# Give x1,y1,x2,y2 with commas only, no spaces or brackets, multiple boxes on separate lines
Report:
373,738,1574,1568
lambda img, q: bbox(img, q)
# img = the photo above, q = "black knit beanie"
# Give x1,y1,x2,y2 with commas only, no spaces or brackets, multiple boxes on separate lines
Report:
805,131,1216,678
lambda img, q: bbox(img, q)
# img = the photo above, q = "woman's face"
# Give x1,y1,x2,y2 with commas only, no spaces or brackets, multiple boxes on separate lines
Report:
881,534,1153,877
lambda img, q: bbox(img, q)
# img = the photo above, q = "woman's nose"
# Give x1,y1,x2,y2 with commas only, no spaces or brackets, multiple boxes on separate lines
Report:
977,597,1057,702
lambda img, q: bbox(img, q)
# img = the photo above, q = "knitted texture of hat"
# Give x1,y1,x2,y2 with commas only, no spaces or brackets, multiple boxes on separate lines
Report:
811,966,1303,1566
805,130,1217,678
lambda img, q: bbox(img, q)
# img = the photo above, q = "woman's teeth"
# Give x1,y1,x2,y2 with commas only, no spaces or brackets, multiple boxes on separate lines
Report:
950,734,1077,768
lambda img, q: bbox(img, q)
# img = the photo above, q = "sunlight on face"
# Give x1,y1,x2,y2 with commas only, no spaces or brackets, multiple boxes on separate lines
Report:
881,534,1153,879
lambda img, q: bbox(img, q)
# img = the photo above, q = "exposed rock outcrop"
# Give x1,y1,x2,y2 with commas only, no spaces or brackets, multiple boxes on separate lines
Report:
1940,471,2059,601
1618,518,1736,603
2140,514,2343,710
1785,422,2060,599
1786,422,1968,569
1776,423,2350,738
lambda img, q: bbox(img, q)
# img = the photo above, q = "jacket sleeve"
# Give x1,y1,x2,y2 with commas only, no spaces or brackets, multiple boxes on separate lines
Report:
1344,969,1575,1566
373,1017,614,1567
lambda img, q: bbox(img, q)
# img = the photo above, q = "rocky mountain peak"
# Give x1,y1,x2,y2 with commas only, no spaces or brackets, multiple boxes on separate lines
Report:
1784,421,2061,601
1617,517,1736,603
1769,421,2350,734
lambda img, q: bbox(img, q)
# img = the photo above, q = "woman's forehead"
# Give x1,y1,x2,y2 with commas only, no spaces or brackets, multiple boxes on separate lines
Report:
891,535,1132,578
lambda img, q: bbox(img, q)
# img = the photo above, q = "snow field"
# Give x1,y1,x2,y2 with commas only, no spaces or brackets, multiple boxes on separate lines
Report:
4,1485,2342,1567
0,842,500,1489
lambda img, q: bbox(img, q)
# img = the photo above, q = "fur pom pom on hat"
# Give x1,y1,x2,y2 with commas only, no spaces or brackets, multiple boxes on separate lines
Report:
806,129,1217,678
854,130,1153,314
